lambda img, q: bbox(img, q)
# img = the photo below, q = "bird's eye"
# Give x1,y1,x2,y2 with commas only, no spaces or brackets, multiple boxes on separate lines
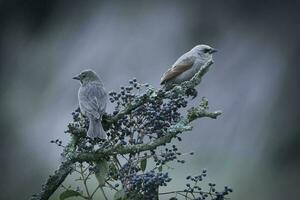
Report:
203,48,210,53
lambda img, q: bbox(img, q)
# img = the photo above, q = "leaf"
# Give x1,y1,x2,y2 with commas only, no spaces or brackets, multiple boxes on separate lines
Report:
59,190,81,200
158,165,163,172
95,159,109,187
109,162,118,180
140,158,147,172
114,189,126,200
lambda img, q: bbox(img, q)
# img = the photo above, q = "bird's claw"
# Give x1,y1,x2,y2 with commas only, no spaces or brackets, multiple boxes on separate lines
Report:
186,88,198,99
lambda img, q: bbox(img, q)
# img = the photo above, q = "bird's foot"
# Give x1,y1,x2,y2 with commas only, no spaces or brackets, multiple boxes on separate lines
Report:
186,88,198,99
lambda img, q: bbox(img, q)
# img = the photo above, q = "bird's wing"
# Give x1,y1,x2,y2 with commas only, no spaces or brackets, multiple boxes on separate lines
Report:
160,55,195,85
79,83,107,119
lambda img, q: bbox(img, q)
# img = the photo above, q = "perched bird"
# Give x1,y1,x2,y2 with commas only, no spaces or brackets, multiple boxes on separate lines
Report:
73,70,107,139
160,44,217,89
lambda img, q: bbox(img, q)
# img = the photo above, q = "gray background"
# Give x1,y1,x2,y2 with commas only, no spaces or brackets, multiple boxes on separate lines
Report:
0,0,299,199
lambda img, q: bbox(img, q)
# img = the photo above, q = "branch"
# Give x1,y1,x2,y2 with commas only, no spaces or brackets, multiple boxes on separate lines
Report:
30,59,218,200
75,106,221,163
30,160,74,200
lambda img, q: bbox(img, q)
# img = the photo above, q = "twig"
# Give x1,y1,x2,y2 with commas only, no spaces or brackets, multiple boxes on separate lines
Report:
100,187,108,200
90,185,100,198
79,164,92,200
105,181,118,191
159,190,230,199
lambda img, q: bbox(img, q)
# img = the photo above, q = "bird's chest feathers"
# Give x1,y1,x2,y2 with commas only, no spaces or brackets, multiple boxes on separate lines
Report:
193,58,205,71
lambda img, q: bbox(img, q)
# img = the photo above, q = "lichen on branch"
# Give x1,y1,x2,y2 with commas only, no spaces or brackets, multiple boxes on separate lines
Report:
30,59,232,200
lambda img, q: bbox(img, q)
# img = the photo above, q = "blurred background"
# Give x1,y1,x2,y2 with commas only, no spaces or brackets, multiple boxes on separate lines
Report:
0,0,299,199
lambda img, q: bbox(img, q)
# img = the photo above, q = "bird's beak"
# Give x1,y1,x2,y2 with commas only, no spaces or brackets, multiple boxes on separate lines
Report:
209,48,217,54
72,75,81,80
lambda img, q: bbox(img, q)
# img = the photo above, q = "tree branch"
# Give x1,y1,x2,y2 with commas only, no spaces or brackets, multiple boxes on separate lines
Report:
75,107,221,163
30,59,218,200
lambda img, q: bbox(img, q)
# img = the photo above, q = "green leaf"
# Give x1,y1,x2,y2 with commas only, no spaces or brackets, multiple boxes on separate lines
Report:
158,165,163,172
109,162,118,180
140,158,147,172
95,159,109,187
114,189,126,200
59,190,81,200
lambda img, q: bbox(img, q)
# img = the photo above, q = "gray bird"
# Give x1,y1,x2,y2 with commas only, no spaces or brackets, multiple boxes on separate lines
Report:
160,44,217,88
73,70,107,139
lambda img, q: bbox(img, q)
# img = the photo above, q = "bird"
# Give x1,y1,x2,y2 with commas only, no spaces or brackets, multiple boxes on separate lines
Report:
160,44,217,89
73,69,107,139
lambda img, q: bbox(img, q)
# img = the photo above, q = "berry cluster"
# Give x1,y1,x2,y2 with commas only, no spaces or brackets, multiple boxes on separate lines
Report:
180,170,233,200
127,170,171,200
50,139,63,147
108,78,146,110
118,161,140,181
154,145,179,166
106,79,188,146
65,107,88,138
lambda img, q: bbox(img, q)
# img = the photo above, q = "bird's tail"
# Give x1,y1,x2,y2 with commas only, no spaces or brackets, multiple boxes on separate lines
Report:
87,117,106,139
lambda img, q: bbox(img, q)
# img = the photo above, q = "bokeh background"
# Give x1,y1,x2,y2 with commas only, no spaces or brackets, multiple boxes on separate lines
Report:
0,0,299,199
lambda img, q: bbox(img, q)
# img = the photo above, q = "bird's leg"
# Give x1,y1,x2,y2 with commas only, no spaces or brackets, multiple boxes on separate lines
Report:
186,88,198,99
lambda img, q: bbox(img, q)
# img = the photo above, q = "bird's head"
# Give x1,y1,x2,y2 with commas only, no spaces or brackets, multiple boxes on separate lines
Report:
73,69,100,84
192,44,217,59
